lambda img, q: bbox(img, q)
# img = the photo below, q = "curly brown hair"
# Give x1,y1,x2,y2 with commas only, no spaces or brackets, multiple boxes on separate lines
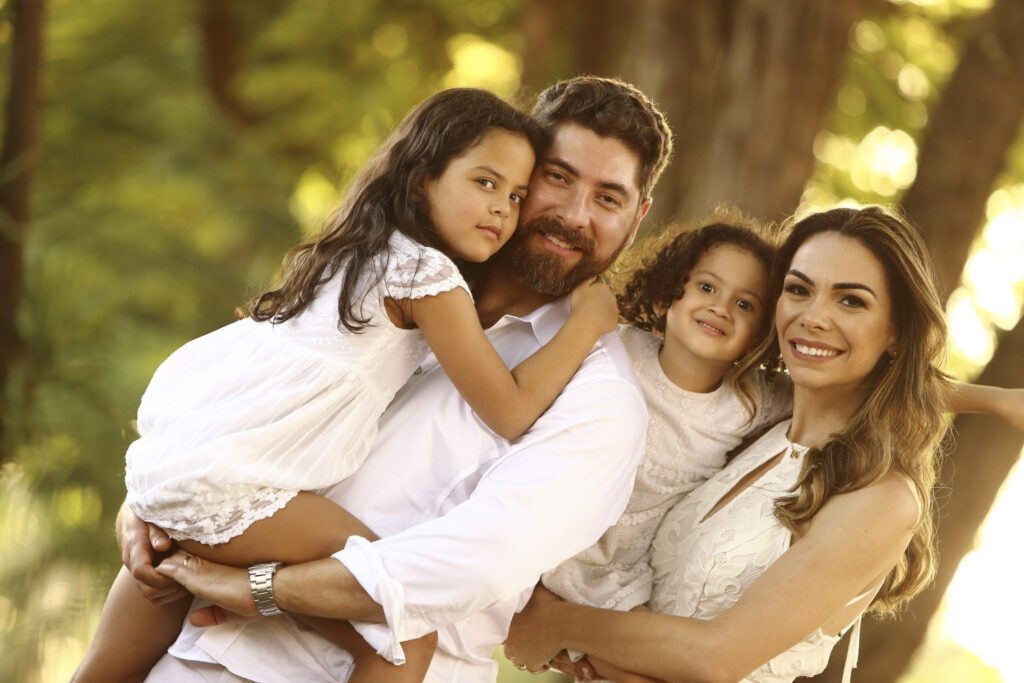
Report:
616,211,775,337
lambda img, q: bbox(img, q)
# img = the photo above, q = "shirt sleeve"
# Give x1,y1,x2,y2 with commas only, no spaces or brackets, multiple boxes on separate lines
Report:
332,359,648,662
382,232,472,302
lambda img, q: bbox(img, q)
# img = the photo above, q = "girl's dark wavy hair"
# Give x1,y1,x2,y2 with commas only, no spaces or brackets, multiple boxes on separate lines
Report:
615,208,775,420
735,206,953,618
248,88,548,331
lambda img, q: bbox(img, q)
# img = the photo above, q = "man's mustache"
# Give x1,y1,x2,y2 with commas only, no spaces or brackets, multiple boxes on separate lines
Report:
526,216,593,254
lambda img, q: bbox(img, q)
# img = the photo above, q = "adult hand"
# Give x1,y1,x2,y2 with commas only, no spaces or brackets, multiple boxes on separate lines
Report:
503,584,564,674
115,501,188,604
154,551,262,627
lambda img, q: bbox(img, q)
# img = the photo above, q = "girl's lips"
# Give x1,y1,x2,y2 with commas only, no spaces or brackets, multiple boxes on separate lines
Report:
476,225,502,241
695,319,725,336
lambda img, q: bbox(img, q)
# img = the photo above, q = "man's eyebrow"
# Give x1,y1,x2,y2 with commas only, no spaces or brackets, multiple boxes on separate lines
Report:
694,269,763,303
786,269,876,297
544,157,632,199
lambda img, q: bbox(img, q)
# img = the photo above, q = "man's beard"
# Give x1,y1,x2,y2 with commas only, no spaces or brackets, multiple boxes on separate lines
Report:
504,215,628,297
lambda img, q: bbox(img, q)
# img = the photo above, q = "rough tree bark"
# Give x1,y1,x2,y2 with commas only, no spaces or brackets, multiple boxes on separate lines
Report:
902,0,1024,298
0,0,46,466
198,0,257,127
521,0,871,228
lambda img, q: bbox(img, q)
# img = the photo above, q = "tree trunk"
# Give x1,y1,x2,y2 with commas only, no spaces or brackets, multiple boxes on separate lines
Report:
198,0,257,127
901,0,1024,298
0,0,46,465
521,0,870,228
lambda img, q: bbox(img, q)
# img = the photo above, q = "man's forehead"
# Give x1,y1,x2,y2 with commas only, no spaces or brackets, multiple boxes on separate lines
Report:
543,122,643,198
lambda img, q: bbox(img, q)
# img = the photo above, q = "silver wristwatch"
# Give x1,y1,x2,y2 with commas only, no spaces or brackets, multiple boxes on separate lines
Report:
248,561,284,616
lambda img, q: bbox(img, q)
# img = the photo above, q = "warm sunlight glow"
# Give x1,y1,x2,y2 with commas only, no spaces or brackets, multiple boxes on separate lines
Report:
443,34,521,95
290,170,338,235
939,459,1024,682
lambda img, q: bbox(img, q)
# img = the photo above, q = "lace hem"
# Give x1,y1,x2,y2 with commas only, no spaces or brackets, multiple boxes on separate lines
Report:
138,487,300,546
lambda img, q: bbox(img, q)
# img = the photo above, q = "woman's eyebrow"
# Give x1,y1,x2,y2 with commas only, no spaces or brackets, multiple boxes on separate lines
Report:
787,269,876,297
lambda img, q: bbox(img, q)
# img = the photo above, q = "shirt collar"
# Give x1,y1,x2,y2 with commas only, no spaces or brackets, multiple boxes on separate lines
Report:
493,296,571,346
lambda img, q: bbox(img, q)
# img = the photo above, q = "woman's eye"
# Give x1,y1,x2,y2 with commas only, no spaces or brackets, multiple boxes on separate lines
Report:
840,294,866,308
784,282,808,296
510,193,524,205
477,178,496,190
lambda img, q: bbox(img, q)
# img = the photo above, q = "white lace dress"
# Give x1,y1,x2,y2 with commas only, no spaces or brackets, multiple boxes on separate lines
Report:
542,326,792,611
649,419,865,683
125,232,469,545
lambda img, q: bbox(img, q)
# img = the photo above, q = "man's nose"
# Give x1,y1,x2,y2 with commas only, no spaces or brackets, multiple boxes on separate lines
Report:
556,186,589,231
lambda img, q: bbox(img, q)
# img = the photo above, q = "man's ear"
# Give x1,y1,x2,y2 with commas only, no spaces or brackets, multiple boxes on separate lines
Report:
626,198,652,248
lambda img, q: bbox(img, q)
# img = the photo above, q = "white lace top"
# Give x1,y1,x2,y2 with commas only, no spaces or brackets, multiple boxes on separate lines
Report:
125,231,470,545
543,326,792,610
650,419,864,682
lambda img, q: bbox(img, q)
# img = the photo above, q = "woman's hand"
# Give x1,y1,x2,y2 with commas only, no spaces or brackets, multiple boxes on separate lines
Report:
569,276,619,337
504,584,566,674
155,551,262,626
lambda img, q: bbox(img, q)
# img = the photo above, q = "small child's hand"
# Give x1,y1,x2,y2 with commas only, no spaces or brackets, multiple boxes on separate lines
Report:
569,276,619,336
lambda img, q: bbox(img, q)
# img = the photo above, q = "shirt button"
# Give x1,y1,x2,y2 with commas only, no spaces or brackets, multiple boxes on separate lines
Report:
413,366,423,375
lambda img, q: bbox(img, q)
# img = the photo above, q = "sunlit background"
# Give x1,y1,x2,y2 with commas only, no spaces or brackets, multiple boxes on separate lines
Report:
1,0,1021,680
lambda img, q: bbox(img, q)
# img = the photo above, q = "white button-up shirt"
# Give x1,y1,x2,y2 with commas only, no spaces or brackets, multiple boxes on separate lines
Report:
163,298,647,682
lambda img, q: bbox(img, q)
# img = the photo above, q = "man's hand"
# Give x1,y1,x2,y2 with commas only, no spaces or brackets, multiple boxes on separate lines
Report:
115,501,188,604
154,551,262,627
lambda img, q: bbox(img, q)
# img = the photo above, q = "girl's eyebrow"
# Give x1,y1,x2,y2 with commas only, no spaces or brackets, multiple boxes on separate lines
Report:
472,165,506,182
786,268,877,297
694,269,764,303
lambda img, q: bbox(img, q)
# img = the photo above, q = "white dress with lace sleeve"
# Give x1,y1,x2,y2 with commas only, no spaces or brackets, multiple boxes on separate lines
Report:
649,419,865,682
125,231,469,545
542,326,792,611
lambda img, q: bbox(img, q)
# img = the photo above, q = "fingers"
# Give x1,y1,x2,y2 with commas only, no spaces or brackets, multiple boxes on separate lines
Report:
148,523,172,552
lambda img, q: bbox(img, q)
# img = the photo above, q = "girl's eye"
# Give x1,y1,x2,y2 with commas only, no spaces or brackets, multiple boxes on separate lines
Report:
840,294,866,308
736,299,753,312
698,282,714,294
510,193,524,205
477,178,496,190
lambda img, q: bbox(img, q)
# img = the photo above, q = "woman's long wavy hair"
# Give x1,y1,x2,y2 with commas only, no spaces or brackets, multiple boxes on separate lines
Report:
248,88,547,330
615,208,775,419
735,206,952,617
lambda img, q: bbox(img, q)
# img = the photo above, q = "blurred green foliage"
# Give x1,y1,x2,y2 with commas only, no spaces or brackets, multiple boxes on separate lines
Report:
0,0,1019,681
0,0,524,678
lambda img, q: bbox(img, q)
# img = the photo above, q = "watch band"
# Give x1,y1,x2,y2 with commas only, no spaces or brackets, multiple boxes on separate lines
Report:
248,561,284,616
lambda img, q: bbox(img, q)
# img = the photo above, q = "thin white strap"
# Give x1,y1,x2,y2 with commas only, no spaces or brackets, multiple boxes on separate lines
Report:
841,615,862,683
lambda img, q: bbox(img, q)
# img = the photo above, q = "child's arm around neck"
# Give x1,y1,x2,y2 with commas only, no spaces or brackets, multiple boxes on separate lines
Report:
408,277,618,440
